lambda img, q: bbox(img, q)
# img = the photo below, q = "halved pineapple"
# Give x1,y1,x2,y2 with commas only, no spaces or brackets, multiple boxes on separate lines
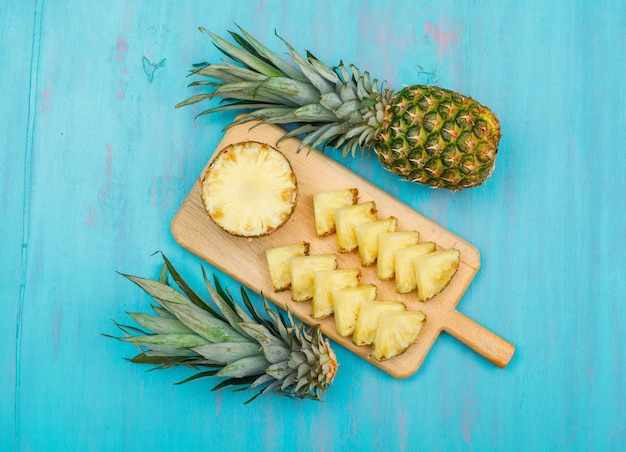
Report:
265,242,310,291
352,300,405,346
201,141,298,237
354,217,398,266
290,254,337,302
332,284,377,337
372,310,426,361
377,230,421,280
395,242,437,294
334,201,377,252
312,268,361,319
313,188,358,237
413,248,461,301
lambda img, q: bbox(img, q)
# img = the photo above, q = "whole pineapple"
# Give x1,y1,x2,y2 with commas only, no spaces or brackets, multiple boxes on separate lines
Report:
105,254,337,403
177,27,500,190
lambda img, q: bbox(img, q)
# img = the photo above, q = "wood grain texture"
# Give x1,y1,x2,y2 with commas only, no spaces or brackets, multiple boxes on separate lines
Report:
0,1,39,449
171,121,514,377
2,1,625,451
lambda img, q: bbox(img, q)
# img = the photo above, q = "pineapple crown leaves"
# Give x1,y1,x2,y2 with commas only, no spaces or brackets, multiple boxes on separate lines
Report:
104,253,338,404
175,26,393,158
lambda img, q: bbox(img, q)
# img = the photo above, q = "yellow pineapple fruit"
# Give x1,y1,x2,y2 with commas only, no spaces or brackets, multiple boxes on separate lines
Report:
200,141,298,237
372,310,426,361
395,242,437,294
182,28,501,191
290,254,337,302
332,284,377,337
354,217,398,266
311,268,361,319
334,201,377,253
352,300,405,346
376,230,420,280
313,188,358,237
265,242,310,291
413,248,460,301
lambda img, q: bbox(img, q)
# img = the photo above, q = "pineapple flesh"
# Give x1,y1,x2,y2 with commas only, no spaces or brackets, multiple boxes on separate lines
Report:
311,268,361,319
265,242,310,291
413,248,461,301
201,141,298,237
355,217,398,266
377,230,421,280
395,242,437,294
313,188,358,237
180,27,500,190
332,284,377,337
352,300,405,346
290,254,338,302
372,310,426,361
334,201,377,253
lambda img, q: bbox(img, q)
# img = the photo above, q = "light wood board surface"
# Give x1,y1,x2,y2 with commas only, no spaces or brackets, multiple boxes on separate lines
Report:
171,121,515,378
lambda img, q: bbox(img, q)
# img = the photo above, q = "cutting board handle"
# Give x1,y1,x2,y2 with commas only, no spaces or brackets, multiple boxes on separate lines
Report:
443,310,515,368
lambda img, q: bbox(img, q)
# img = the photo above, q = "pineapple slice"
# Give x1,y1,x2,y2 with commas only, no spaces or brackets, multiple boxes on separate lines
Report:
332,284,377,337
290,254,337,302
352,300,405,346
201,141,298,237
265,242,310,291
413,248,461,301
354,217,398,266
395,242,437,294
312,268,361,319
334,201,377,253
313,188,358,237
372,310,426,361
377,230,420,280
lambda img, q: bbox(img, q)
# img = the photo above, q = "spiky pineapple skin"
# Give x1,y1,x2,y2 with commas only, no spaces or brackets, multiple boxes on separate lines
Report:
376,85,500,189
179,27,502,191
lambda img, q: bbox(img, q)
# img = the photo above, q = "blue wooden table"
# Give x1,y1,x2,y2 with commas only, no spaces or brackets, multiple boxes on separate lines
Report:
2,1,625,450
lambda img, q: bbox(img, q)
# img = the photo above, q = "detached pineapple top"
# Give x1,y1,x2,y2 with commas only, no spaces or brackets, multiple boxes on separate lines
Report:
106,254,337,403
178,26,501,190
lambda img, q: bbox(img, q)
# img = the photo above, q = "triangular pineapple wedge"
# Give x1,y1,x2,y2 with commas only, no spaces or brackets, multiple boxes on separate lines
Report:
352,300,405,346
265,242,310,291
395,242,437,294
354,217,398,266
376,230,420,280
290,254,337,302
372,310,426,361
313,188,358,237
334,201,377,253
312,268,361,319
332,284,377,337
413,248,460,301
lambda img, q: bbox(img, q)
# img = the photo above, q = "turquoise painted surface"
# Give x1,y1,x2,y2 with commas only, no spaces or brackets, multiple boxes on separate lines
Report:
2,0,624,450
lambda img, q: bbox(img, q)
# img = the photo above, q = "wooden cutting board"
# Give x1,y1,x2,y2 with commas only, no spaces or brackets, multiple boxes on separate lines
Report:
171,121,515,378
